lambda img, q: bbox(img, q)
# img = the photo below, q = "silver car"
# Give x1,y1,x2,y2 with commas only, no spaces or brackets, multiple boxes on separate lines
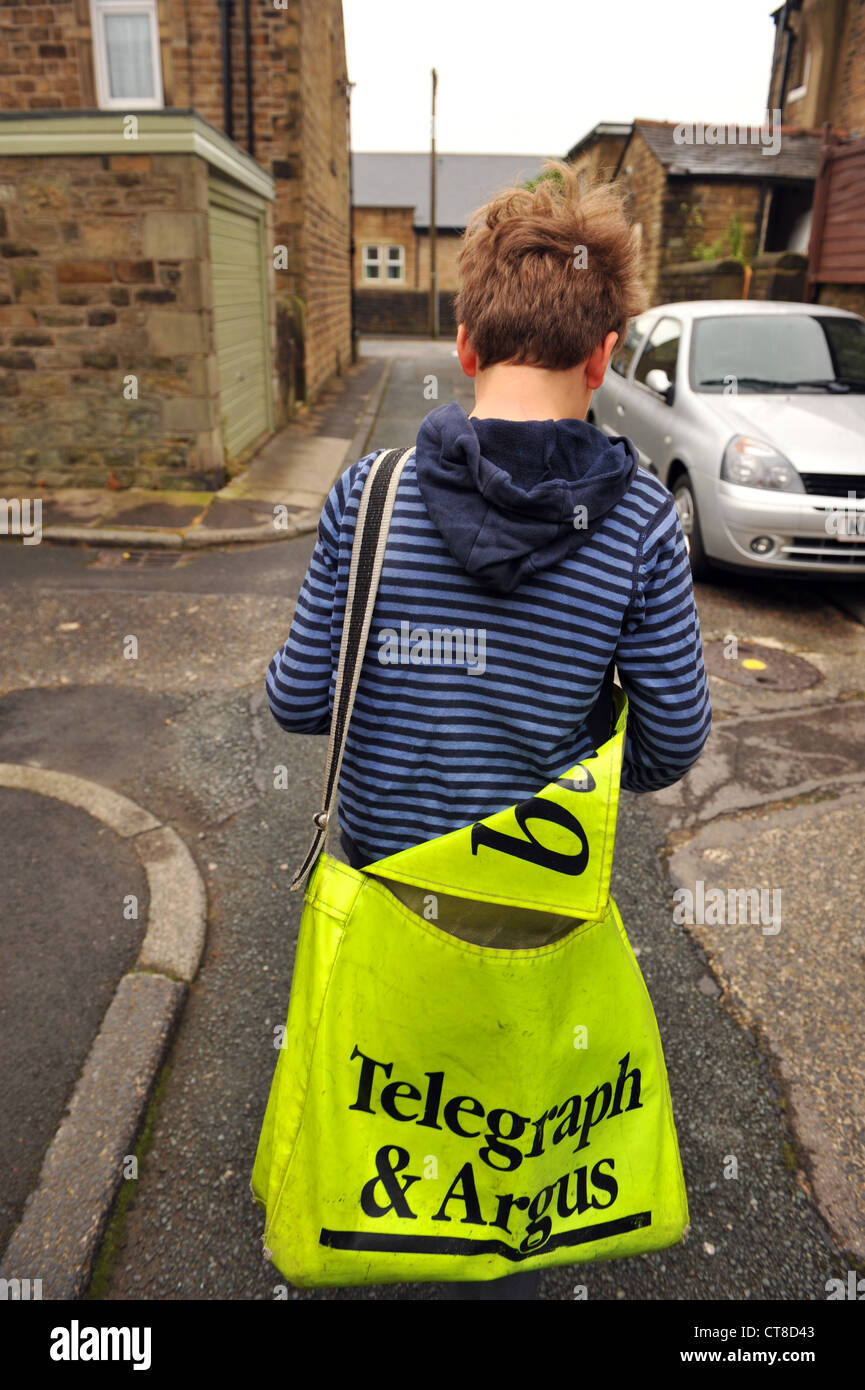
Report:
589,300,865,577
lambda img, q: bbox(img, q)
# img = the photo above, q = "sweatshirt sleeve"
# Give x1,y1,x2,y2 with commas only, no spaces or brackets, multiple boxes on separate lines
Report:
614,496,712,792
264,459,363,735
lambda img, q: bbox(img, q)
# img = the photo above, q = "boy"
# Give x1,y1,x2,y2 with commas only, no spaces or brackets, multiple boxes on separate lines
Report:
265,161,712,1298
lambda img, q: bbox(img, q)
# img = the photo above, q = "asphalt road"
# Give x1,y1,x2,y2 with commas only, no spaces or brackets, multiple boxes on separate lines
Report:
0,787,148,1251
0,341,863,1301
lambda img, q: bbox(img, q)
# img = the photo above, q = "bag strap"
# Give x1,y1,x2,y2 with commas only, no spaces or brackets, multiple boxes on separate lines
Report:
291,446,414,890
586,658,616,752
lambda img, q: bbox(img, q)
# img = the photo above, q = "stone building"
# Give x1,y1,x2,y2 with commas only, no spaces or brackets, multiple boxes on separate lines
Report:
564,3,864,314
0,0,351,492
767,0,865,314
566,120,823,307
768,0,864,135
352,152,549,336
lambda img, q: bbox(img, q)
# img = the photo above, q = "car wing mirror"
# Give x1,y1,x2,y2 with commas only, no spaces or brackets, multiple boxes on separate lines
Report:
645,367,674,403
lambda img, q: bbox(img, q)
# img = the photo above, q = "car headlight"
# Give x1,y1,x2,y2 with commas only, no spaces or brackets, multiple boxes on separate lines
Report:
721,436,804,491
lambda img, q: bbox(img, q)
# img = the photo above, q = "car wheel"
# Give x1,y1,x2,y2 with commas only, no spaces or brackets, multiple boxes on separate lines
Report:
673,475,712,581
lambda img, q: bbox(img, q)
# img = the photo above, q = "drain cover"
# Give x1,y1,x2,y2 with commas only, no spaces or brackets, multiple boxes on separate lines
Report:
703,640,822,691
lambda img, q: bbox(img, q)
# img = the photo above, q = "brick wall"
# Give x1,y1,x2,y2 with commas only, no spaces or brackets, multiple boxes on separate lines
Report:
0,150,225,491
355,289,457,337
832,0,865,133
416,229,462,294
294,0,351,401
353,208,417,289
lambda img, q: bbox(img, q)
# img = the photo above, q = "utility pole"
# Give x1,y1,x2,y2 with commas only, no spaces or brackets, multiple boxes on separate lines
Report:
428,67,438,340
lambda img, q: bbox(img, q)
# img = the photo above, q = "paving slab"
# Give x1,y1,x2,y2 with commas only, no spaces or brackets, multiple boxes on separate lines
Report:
667,786,865,1260
651,699,865,830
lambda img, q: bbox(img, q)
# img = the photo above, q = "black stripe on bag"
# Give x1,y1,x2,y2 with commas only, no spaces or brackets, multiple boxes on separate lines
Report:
319,1209,651,1262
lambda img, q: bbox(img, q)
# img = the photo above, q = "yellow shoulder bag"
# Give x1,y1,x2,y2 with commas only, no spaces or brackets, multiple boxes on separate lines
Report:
251,447,689,1287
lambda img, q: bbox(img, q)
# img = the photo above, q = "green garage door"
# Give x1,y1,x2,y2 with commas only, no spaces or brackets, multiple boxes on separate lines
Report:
208,180,271,462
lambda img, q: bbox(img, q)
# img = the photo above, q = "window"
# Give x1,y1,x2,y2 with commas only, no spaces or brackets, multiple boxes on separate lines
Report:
610,311,654,378
362,245,404,283
633,317,681,387
385,245,404,281
788,43,811,104
90,0,164,109
689,314,865,392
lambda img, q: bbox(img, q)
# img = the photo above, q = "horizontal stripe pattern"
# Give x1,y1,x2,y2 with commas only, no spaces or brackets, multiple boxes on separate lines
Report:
267,448,712,861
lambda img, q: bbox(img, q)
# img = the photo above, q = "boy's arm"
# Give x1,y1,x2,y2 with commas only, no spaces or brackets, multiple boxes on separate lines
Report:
265,460,366,734
614,497,712,792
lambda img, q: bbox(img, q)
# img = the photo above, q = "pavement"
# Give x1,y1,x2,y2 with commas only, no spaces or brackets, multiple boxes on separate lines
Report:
16,352,393,550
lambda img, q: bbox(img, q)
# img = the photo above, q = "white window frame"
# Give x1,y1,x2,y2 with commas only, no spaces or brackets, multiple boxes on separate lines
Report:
384,244,405,281
362,245,381,280
788,48,811,103
90,0,164,110
362,244,405,283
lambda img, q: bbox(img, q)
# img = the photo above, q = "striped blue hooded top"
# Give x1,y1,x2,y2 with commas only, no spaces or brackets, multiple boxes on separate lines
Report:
266,401,712,865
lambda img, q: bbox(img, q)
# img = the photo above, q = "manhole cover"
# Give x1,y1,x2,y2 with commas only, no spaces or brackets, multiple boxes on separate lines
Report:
703,640,822,691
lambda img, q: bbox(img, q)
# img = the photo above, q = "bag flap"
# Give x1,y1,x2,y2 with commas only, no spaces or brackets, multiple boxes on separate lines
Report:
364,687,628,920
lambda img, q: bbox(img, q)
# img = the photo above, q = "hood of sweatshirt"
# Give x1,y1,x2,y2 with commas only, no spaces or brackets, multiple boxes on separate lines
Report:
413,400,640,594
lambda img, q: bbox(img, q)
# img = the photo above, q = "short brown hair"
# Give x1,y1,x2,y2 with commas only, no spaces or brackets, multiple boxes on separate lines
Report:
454,159,648,372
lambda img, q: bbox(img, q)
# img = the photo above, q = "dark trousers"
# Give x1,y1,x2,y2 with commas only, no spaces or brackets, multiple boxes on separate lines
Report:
340,828,540,1301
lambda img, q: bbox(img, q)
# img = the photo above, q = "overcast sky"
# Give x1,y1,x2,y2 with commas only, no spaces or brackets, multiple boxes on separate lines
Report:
342,0,781,155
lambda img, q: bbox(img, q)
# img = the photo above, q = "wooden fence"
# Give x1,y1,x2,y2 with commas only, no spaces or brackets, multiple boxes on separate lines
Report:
806,123,865,301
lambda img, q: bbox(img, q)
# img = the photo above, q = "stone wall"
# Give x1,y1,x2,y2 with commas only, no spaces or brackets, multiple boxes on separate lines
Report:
0,0,352,428
0,1,86,110
662,178,762,273
656,258,745,304
747,251,808,301
566,134,630,187
815,282,865,316
0,150,225,491
615,135,667,305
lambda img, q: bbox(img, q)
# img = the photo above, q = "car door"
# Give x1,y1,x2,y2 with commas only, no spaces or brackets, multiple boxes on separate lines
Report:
620,315,683,476
593,311,656,439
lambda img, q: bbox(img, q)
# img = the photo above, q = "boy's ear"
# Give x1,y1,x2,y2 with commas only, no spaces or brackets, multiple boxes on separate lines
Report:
585,331,619,391
456,322,478,378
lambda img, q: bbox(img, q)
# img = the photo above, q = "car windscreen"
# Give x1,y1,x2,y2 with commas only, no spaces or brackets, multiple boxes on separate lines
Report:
690,314,865,392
